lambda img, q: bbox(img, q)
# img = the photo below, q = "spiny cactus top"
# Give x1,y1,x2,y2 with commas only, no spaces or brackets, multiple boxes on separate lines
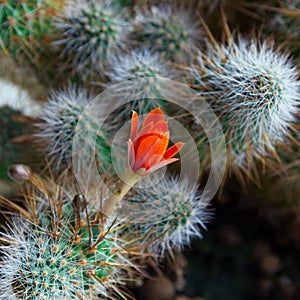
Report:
105,49,178,113
131,4,202,62
106,50,172,83
120,175,211,257
0,174,137,299
54,0,129,76
35,86,112,171
192,39,300,165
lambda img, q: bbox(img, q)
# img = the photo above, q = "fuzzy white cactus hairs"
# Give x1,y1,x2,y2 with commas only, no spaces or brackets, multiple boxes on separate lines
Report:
0,171,138,299
53,0,129,77
35,85,112,171
105,49,178,114
131,2,203,62
192,37,300,169
120,174,211,258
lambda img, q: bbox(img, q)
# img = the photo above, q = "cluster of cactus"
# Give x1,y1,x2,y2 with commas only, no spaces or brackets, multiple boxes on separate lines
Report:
0,0,299,299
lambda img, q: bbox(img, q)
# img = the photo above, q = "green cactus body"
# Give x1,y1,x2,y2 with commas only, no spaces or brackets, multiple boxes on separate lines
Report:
141,18,190,60
11,225,118,299
37,88,113,172
0,0,54,61
75,7,118,57
120,176,210,256
0,189,132,299
54,1,128,77
132,5,201,62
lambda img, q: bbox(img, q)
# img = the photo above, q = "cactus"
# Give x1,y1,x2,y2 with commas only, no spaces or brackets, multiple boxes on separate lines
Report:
192,38,300,167
53,0,129,77
105,49,178,114
35,86,112,172
131,4,202,62
0,176,136,299
0,0,58,73
120,175,211,257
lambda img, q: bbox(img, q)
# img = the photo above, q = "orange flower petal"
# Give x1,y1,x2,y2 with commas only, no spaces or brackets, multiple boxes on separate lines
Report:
151,119,169,134
137,121,154,140
127,139,135,167
128,107,184,174
163,142,185,160
147,158,179,174
142,107,164,128
130,111,139,141
134,135,169,170
148,154,163,169
134,132,169,156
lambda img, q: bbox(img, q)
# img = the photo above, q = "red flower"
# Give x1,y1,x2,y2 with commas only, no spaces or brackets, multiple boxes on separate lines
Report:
128,107,184,175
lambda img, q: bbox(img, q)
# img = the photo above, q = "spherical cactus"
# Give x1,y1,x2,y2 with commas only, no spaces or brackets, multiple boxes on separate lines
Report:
121,175,211,257
0,169,142,299
105,49,177,114
53,0,129,77
0,198,134,299
192,38,300,167
131,4,202,62
35,86,112,171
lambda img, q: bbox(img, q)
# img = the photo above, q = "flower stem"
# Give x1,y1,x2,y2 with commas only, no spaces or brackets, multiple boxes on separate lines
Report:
102,168,142,217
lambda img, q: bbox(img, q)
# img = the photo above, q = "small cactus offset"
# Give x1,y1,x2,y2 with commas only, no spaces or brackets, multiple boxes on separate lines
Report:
121,175,211,257
192,38,300,168
131,4,203,62
105,49,177,114
53,0,129,77
35,86,112,171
